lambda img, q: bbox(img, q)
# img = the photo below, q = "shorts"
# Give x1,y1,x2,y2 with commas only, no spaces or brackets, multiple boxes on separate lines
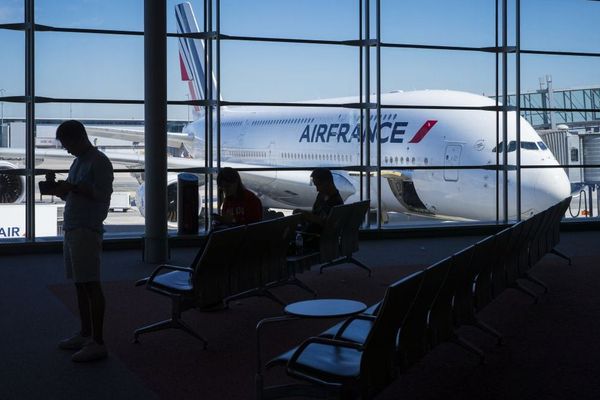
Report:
63,228,103,283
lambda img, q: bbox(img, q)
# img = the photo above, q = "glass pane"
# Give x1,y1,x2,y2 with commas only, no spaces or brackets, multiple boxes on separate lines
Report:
34,171,145,239
36,0,143,31
0,0,23,24
192,106,364,214
0,30,25,97
220,0,359,41
36,32,143,100
522,0,600,54
381,48,497,98
0,105,25,239
381,0,496,47
102,171,144,237
35,103,144,120
34,118,146,170
221,41,358,102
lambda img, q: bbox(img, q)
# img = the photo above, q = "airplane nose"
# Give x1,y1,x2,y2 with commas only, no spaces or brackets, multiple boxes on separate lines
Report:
534,167,571,211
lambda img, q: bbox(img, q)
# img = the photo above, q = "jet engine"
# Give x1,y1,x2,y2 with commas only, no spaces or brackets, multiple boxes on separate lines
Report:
0,161,26,204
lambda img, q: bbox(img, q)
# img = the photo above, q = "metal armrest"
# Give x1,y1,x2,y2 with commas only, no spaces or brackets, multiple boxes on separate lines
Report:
145,264,194,285
288,336,364,369
333,314,377,340
134,277,149,287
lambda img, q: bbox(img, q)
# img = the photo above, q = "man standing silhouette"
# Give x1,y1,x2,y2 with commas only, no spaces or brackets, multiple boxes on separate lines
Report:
48,120,113,362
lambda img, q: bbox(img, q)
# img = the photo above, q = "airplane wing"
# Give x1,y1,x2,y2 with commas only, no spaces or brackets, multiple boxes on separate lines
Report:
86,127,195,150
0,147,146,167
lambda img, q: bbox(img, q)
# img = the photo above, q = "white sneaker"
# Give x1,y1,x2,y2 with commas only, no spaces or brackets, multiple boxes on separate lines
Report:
58,333,91,350
71,342,108,362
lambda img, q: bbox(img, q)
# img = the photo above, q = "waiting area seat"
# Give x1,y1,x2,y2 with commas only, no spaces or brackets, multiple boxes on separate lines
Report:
133,225,246,347
289,201,372,278
259,271,423,399
257,197,572,398
133,215,304,345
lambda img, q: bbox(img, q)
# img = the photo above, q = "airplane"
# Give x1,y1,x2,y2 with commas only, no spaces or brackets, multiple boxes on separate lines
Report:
0,2,571,224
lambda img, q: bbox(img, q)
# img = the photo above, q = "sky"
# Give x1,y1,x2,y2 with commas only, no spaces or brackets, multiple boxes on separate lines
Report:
0,0,599,120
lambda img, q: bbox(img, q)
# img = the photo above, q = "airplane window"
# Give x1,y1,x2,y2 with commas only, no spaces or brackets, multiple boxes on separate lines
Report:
521,142,539,150
395,156,399,164
424,157,428,165
385,156,388,163
538,141,548,150
412,157,416,163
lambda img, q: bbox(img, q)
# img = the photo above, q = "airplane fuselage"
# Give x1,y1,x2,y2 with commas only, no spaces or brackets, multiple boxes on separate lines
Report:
182,90,571,221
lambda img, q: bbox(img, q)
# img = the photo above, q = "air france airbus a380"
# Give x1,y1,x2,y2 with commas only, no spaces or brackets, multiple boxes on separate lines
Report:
0,2,570,223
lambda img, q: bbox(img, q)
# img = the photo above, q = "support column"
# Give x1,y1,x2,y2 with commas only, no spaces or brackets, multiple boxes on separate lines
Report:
25,0,35,240
144,0,168,262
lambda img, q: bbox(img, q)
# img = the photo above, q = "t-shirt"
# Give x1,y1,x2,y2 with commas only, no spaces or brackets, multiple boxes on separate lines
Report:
63,146,114,233
221,188,263,225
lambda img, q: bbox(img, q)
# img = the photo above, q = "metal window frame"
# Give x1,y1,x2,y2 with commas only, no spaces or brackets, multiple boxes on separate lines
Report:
1,0,599,241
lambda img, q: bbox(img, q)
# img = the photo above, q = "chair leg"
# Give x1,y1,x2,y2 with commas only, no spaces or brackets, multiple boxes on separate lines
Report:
515,281,539,304
452,334,486,365
551,249,572,266
226,287,286,307
320,256,372,277
284,277,318,297
319,258,346,274
133,317,208,348
175,319,208,349
523,272,549,294
134,299,209,348
266,277,318,297
474,319,503,346
133,318,175,343
262,290,287,306
348,256,372,277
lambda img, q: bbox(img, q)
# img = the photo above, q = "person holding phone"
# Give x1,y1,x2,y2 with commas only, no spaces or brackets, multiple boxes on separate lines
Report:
49,120,114,362
214,167,262,227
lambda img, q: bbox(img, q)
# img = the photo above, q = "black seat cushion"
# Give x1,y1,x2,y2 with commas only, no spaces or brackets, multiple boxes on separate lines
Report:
150,271,194,294
271,342,362,382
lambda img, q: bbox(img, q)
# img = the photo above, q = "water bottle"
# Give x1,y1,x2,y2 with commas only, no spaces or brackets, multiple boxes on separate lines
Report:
295,232,304,255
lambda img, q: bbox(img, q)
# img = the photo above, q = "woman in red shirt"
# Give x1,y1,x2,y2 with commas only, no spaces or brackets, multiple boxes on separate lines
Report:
214,167,263,226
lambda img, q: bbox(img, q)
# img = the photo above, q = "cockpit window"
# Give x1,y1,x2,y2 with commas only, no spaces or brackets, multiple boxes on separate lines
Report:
521,141,539,150
493,141,539,152
537,141,548,150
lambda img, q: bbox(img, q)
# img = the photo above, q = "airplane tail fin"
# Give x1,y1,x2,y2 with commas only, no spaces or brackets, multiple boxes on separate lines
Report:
175,2,221,117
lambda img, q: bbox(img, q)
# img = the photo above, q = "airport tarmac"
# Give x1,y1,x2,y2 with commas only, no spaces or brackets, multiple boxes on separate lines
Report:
6,157,600,239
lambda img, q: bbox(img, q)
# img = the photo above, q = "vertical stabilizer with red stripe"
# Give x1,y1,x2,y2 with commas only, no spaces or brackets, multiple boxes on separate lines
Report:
175,2,221,117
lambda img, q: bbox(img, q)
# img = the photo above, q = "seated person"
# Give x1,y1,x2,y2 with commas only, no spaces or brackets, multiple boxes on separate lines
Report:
295,168,344,249
213,167,262,227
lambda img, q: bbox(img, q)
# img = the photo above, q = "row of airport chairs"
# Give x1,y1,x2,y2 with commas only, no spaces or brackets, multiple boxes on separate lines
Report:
258,197,572,399
132,201,371,347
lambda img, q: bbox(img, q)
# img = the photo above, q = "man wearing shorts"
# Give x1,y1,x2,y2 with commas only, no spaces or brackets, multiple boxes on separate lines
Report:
48,120,113,362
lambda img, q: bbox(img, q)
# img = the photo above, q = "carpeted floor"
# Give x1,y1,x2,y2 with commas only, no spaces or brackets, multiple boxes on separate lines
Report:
49,263,424,400
5,232,600,400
